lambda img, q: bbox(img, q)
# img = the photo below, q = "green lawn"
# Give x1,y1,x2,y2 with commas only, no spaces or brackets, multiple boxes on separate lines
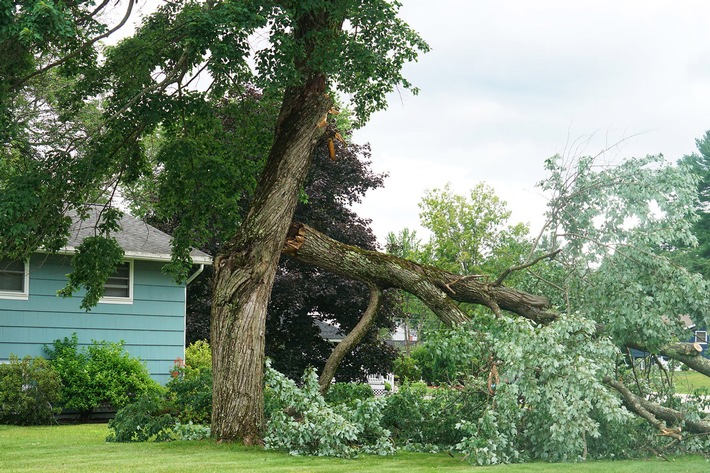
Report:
0,424,707,473
673,370,710,394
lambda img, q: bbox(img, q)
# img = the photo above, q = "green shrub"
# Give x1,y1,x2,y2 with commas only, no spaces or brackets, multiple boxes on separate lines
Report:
184,340,211,370
107,340,214,442
166,361,212,424
410,326,485,385
45,334,160,414
392,355,422,383
381,381,488,451
324,382,373,406
106,391,176,442
0,355,63,425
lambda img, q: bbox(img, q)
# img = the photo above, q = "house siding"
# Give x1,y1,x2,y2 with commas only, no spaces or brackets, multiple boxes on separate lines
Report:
0,254,186,384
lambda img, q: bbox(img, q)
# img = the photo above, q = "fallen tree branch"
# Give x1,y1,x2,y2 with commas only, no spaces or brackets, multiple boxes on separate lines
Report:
283,223,556,325
318,286,382,394
626,341,710,377
283,223,710,439
605,377,710,436
604,377,682,440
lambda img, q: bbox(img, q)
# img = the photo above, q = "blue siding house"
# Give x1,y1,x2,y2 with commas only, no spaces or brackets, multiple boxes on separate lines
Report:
0,208,211,384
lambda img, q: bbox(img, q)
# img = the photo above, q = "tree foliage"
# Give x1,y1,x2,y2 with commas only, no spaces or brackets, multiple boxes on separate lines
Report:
537,153,709,348
675,131,710,278
1,0,429,296
419,183,530,278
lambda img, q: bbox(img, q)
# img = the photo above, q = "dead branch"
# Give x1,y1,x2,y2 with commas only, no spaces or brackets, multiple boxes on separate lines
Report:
493,249,561,286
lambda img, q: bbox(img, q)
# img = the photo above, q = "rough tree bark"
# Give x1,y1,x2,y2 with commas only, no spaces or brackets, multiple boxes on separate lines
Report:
210,84,331,443
283,222,556,326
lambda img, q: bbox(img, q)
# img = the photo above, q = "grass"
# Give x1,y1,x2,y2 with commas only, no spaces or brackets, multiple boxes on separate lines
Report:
0,424,708,473
673,370,710,394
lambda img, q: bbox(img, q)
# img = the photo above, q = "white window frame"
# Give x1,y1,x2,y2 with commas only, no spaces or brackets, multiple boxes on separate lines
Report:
695,330,708,345
99,260,133,305
0,259,29,300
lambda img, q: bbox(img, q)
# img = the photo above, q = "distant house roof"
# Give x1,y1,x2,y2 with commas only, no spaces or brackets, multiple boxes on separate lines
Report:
314,319,345,342
61,206,212,264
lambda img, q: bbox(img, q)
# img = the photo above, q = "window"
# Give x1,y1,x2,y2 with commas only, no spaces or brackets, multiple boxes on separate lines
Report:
0,259,29,300
695,331,708,345
100,261,133,304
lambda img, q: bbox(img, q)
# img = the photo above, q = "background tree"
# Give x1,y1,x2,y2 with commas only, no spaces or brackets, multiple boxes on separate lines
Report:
675,131,710,278
385,228,431,351
418,183,530,279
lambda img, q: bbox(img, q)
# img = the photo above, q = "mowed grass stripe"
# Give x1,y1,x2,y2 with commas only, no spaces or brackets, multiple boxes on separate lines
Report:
0,424,708,473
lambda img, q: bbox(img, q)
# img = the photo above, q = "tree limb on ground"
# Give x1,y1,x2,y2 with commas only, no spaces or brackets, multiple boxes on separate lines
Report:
283,222,710,438
604,377,710,436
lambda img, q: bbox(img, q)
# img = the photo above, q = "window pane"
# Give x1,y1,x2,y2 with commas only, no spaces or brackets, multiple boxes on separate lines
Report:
104,263,130,298
0,259,25,293
696,331,708,344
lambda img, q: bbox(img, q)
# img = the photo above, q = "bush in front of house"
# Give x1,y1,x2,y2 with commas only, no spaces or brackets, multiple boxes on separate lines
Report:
183,339,211,370
45,333,160,415
106,390,176,442
0,355,63,425
107,340,214,442
166,366,212,424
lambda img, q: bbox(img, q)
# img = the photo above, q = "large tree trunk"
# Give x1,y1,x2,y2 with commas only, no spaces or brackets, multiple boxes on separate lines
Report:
211,83,331,443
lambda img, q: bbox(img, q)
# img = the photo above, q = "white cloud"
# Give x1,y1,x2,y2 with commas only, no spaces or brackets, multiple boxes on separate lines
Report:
352,0,710,244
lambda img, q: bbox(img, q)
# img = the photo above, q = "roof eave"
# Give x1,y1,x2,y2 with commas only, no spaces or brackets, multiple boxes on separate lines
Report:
41,247,213,265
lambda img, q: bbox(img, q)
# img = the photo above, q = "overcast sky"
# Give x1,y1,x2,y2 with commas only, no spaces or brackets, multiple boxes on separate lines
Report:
348,0,710,244
126,1,710,245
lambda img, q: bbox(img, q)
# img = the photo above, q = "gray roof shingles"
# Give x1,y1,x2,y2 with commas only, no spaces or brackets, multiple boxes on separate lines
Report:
64,206,212,264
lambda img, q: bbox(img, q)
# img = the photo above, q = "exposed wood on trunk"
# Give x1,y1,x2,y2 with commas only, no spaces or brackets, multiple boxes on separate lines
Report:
318,286,382,394
284,223,556,325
